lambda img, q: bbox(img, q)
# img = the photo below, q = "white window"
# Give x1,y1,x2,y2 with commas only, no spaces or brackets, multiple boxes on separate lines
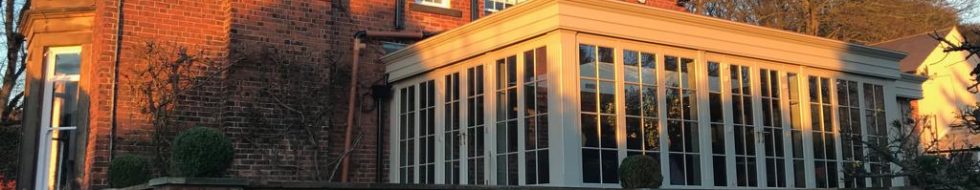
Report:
522,47,549,185
808,76,839,188
863,83,890,188
494,55,519,185
484,0,528,15
418,0,451,8
444,72,462,184
36,46,82,190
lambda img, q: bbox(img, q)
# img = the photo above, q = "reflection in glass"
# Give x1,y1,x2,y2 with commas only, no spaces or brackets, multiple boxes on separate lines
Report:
579,44,619,184
524,47,549,184
444,73,462,184
809,76,837,188
665,55,700,186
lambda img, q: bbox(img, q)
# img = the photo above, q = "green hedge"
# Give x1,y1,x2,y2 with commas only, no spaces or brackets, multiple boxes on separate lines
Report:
108,155,151,188
0,126,18,181
619,154,662,189
171,127,234,177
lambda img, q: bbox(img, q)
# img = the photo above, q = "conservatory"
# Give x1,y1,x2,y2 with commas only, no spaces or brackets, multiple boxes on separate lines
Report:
383,0,925,188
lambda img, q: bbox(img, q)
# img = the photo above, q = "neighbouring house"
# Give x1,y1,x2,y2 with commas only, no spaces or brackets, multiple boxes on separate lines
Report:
384,0,927,188
873,27,980,151
16,0,686,189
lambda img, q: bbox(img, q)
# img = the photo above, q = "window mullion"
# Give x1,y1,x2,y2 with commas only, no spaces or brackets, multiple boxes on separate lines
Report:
695,51,713,186
720,62,736,188
801,72,816,188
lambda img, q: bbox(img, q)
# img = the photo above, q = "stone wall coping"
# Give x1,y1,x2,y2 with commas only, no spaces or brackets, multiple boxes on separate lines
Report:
148,177,249,187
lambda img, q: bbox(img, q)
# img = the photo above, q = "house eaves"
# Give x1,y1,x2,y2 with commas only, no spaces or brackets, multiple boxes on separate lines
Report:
383,0,908,82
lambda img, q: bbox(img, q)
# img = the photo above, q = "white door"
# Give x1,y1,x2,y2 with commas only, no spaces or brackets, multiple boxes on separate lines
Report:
35,46,82,190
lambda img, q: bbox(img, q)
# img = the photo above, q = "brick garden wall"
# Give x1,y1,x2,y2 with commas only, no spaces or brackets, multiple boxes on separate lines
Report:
80,0,683,189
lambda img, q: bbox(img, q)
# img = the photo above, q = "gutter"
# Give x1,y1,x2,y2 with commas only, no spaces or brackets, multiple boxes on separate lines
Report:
342,31,424,183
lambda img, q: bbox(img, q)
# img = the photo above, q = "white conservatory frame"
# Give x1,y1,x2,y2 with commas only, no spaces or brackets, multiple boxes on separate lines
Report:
383,0,924,188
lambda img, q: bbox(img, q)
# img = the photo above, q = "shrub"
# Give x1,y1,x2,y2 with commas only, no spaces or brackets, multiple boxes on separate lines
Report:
171,127,234,177
0,126,18,182
108,155,151,188
619,155,662,189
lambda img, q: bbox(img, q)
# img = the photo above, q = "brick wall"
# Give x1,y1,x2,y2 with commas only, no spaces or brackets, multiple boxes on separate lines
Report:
88,0,231,187
81,0,683,188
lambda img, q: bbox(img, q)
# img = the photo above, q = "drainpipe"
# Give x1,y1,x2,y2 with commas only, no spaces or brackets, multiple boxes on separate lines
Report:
342,31,424,183
372,74,391,183
394,0,405,30
471,0,479,21
109,0,125,160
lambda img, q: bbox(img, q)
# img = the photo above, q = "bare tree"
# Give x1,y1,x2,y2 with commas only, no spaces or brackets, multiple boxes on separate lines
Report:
124,41,231,174
0,0,30,125
0,0,30,182
683,0,969,44
852,118,980,189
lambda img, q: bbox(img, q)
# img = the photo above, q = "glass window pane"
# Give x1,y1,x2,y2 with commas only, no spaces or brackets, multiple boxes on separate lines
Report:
644,119,659,151
579,45,596,78
624,50,639,83
624,50,638,66
709,94,722,123
627,117,641,150
52,81,79,127
668,121,682,151
581,80,597,112
54,53,81,76
641,53,657,84
711,124,724,154
681,58,695,89
598,47,615,80
665,56,678,88
708,62,720,92
536,47,547,78
713,156,727,186
582,149,600,183
524,50,535,82
601,150,620,183
507,56,517,87
538,151,550,183
670,154,685,185
599,81,616,114
642,86,657,117
600,115,617,149
537,81,548,114
582,114,598,147
625,84,641,116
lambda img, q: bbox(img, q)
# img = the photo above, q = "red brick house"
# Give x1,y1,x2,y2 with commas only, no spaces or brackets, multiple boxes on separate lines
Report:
17,0,684,189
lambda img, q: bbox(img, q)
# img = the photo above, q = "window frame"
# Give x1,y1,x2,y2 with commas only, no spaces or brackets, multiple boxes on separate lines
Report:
575,35,702,188
388,32,901,188
703,53,800,188
483,0,529,15
389,39,554,186
417,0,451,8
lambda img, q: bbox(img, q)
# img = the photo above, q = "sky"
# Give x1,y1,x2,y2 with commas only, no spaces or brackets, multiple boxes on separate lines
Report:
967,16,980,24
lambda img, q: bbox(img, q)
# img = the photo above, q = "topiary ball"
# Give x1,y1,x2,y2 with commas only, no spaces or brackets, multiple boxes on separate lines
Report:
108,155,151,188
619,154,663,189
171,127,234,177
